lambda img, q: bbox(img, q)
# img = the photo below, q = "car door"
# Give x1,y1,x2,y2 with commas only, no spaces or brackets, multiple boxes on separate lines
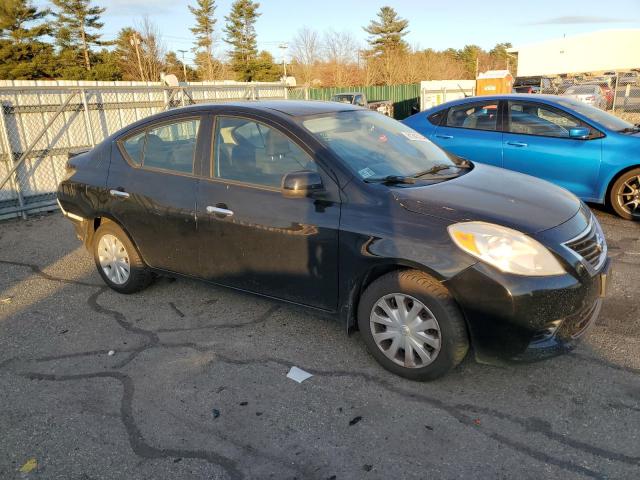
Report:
502,101,603,199
430,100,503,167
107,114,207,275
196,114,341,311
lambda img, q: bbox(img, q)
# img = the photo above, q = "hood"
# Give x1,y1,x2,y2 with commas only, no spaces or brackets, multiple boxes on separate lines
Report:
393,164,581,234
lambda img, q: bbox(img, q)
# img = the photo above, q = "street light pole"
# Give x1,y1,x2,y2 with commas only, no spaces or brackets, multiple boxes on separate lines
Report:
278,43,288,80
178,49,188,82
130,33,144,82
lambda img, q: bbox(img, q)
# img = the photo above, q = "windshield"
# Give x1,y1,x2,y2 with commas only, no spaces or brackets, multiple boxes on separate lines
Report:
302,110,457,180
555,98,633,131
331,95,355,104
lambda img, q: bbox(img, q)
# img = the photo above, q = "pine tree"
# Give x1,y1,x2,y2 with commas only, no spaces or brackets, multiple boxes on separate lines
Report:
0,0,54,79
363,6,409,56
189,0,217,80
223,0,260,81
51,0,106,72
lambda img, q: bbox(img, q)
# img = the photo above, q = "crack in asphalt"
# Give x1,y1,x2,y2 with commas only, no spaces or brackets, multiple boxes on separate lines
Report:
20,371,244,480
0,259,102,288
156,304,281,333
3,264,638,479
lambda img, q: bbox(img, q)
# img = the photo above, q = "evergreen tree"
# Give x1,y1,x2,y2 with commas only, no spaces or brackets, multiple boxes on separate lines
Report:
252,50,280,82
363,6,409,56
223,0,260,81
51,0,106,72
189,0,217,80
0,0,54,79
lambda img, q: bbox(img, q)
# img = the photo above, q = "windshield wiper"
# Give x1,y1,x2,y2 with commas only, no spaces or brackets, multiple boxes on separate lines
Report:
618,126,640,133
364,175,416,184
413,162,470,178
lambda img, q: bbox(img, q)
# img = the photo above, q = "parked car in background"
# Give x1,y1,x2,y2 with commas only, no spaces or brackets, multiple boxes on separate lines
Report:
556,78,576,94
618,71,640,86
403,94,640,219
581,82,614,109
562,85,607,109
329,92,394,117
58,100,611,380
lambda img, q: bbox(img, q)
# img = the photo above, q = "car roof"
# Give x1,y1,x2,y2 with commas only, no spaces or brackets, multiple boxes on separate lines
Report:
169,100,360,117
428,94,578,110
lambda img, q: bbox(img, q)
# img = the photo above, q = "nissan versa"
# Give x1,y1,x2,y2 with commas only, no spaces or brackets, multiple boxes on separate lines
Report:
57,101,611,380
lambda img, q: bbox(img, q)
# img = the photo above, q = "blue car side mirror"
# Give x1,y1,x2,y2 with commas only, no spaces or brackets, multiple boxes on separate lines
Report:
569,127,590,139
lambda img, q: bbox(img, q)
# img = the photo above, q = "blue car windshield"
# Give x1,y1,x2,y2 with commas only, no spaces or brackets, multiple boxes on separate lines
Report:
302,110,456,180
555,98,633,131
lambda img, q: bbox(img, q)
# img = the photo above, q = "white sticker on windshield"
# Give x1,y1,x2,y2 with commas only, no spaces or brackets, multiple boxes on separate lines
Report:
358,167,375,179
401,131,428,142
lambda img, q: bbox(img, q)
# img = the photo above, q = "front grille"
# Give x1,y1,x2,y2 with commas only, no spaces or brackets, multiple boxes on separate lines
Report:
564,218,607,272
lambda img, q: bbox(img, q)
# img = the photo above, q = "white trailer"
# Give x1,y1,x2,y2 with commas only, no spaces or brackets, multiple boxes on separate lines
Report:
508,29,640,77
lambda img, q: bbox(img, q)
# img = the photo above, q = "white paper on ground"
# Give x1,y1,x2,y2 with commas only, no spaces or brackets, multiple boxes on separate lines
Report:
286,366,313,383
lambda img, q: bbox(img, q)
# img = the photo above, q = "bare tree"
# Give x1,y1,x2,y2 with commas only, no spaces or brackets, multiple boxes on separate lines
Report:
290,27,321,86
323,29,357,86
138,17,165,82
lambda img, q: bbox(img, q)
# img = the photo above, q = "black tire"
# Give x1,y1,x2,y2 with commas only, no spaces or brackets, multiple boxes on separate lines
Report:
609,168,640,220
92,222,153,294
357,269,469,381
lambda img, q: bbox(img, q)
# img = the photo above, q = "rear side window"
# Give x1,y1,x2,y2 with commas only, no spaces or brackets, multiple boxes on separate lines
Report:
428,110,445,126
122,132,145,166
446,102,499,131
120,118,200,174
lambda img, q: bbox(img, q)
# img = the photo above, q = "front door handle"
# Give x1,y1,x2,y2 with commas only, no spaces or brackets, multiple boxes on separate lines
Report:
435,134,454,139
507,141,528,147
206,206,234,217
109,189,130,199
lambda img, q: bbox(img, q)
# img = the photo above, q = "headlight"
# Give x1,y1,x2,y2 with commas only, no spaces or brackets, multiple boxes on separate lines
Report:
448,222,565,276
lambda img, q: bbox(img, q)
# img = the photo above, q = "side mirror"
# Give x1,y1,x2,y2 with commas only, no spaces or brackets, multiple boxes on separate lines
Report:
569,127,590,139
281,170,324,198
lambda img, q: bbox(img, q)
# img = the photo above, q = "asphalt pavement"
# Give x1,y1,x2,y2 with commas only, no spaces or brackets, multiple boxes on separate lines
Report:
0,208,638,479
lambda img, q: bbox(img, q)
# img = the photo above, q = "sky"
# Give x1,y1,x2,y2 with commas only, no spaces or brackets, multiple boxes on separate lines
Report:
34,0,640,67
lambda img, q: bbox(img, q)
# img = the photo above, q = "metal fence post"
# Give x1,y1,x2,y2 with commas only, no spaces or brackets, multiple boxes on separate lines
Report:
81,89,95,147
0,102,27,219
304,87,309,100
612,72,619,113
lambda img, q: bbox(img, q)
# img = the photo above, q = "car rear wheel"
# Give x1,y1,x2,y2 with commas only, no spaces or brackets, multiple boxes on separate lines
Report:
610,168,640,220
357,269,469,381
93,222,153,293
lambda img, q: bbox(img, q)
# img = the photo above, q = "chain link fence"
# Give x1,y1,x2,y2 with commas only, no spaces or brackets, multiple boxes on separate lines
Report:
513,72,640,124
0,82,289,219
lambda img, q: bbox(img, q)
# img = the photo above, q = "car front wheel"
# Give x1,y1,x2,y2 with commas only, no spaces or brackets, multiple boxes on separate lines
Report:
357,269,469,381
93,222,153,294
610,168,640,220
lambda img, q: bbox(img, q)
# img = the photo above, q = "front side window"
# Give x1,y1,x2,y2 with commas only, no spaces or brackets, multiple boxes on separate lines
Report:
446,102,499,131
508,102,582,138
121,118,200,174
214,116,316,188
302,110,457,180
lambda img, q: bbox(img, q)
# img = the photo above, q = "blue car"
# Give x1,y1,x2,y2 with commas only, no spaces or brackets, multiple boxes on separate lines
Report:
403,94,640,219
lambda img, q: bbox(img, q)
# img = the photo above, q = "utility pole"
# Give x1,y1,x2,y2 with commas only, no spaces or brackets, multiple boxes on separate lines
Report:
279,43,288,80
130,33,145,82
178,49,188,82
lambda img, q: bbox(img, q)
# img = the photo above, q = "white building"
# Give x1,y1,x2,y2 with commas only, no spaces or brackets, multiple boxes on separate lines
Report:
508,29,640,77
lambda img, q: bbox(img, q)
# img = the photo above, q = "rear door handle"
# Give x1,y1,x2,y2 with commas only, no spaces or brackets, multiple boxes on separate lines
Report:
206,206,234,217
109,189,130,199
435,134,454,139
507,141,528,147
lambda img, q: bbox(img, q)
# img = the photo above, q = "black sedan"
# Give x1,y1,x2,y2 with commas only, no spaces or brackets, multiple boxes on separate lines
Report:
57,101,610,380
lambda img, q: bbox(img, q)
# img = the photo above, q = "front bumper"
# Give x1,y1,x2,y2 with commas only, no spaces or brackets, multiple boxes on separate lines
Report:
444,257,611,365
